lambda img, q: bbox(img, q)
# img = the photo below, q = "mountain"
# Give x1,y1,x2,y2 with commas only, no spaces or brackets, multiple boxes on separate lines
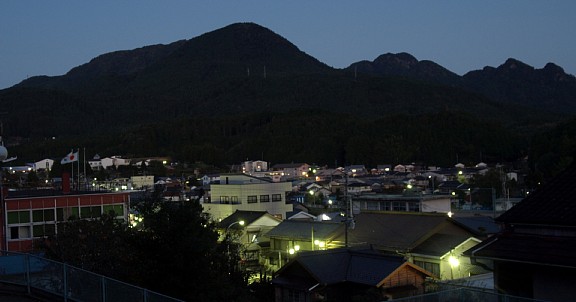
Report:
347,52,462,86
0,22,573,167
348,53,576,114
462,59,576,112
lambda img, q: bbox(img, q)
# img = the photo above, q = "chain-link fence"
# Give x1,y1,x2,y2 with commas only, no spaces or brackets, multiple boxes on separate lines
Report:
0,251,183,302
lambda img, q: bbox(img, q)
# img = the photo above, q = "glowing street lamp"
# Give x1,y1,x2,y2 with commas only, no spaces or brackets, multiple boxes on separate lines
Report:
226,220,245,232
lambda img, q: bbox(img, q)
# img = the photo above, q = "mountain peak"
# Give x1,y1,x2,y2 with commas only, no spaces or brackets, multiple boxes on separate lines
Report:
373,52,419,68
499,58,534,72
348,52,460,86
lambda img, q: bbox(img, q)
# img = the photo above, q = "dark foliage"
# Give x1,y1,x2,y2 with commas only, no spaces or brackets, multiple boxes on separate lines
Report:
39,192,256,301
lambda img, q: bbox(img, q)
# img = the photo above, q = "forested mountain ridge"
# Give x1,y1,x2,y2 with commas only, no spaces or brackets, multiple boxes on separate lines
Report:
0,22,574,171
348,53,576,114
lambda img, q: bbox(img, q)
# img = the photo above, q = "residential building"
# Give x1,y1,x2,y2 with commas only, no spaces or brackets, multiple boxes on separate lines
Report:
272,248,435,301
353,193,452,214
219,210,282,280
467,162,576,301
271,163,310,180
346,165,368,177
204,174,293,221
347,212,490,280
242,160,269,175
100,156,130,169
130,175,154,190
265,220,345,270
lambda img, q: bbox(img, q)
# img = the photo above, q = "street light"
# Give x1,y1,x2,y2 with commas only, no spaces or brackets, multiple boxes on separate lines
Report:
226,220,245,232
226,220,245,273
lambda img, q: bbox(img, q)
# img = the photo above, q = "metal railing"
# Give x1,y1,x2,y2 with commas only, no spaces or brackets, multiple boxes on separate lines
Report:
391,288,547,302
0,251,184,302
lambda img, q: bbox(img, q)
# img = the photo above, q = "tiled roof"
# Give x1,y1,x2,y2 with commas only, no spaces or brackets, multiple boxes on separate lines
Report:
496,162,576,226
410,233,472,257
347,213,450,251
276,248,405,286
451,216,500,236
266,220,343,241
218,210,270,229
467,233,576,268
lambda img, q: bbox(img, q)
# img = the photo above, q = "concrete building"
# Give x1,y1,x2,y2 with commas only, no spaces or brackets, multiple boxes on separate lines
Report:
1,181,130,252
203,174,293,221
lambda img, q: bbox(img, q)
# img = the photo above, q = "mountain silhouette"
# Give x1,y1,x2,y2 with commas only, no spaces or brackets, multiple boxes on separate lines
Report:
0,22,573,167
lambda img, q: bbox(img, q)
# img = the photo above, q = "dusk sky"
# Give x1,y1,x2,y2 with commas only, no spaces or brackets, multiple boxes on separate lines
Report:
1,1,575,89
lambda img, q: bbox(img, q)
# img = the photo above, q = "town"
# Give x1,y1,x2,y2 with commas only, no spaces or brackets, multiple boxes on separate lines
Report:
2,148,571,301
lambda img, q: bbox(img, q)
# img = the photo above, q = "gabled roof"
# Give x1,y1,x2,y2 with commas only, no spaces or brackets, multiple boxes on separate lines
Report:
288,211,317,220
467,233,576,268
496,161,576,227
450,216,500,237
219,210,276,229
266,220,343,241
347,213,455,251
411,234,478,258
274,248,405,286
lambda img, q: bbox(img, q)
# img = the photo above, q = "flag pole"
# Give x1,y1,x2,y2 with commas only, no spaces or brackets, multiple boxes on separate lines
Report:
77,148,80,191
83,147,86,190
71,149,74,191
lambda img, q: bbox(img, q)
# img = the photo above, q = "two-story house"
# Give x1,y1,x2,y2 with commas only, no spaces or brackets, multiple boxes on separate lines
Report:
219,210,282,281
271,163,310,180
348,212,490,280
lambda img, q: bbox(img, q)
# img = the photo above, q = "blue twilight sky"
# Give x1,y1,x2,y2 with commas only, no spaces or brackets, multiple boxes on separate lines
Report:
1,1,575,89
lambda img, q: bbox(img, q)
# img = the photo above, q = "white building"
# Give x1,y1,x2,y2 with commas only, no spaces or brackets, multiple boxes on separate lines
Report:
33,159,54,171
204,174,293,221
100,156,131,169
242,160,269,175
131,175,154,190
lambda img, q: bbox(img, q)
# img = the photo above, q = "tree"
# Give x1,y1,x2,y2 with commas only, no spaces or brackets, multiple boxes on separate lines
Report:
39,191,253,301
39,213,138,281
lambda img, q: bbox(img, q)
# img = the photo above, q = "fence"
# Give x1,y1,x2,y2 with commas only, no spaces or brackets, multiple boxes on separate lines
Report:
0,251,184,302
391,288,547,302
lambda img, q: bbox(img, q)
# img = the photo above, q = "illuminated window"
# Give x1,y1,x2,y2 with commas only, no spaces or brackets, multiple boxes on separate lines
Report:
230,196,240,204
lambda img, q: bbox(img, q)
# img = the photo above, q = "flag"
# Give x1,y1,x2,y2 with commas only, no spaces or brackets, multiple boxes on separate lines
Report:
61,150,79,164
